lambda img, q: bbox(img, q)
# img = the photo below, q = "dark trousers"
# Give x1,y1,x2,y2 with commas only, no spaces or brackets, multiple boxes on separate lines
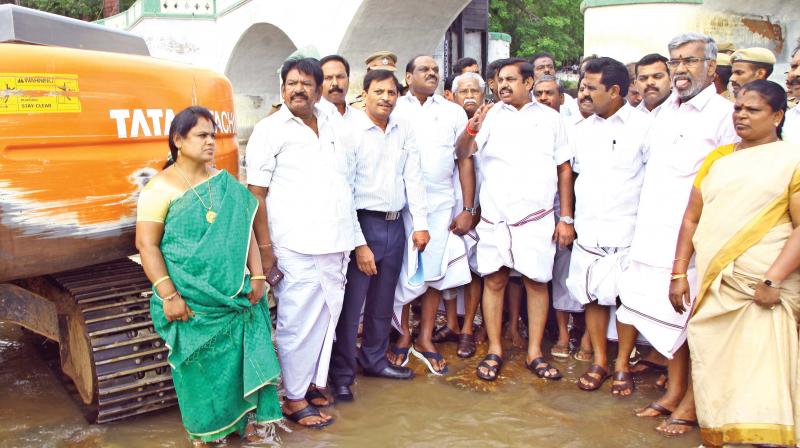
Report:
330,213,405,386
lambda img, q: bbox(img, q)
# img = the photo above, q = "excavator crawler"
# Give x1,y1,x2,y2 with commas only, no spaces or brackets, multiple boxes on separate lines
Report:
0,5,239,423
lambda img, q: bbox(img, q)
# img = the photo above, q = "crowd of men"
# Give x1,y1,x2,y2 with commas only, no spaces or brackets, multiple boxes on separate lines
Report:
244,33,800,432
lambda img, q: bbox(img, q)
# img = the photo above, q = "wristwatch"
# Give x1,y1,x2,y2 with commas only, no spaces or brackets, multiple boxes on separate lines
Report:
763,278,782,288
463,207,478,216
559,216,574,225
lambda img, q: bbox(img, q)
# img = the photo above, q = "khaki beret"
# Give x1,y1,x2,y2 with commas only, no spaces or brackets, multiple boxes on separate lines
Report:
717,42,736,53
731,47,777,66
716,53,731,67
365,51,398,71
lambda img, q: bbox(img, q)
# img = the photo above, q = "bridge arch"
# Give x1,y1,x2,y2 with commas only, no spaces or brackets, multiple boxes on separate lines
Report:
224,22,296,139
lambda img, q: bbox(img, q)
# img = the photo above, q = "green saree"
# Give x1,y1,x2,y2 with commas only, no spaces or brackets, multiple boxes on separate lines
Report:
150,170,281,442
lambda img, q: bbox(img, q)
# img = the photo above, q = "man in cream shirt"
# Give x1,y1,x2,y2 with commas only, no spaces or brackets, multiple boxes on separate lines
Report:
247,58,360,428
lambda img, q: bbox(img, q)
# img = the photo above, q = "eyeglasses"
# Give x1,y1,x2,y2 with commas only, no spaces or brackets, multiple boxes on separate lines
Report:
666,57,710,69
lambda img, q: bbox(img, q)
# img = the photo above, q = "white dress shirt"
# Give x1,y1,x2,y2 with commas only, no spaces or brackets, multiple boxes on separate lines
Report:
628,84,738,268
318,97,367,131
246,104,359,255
392,93,468,213
351,112,429,245
784,106,800,144
474,100,571,222
573,103,652,248
636,98,667,117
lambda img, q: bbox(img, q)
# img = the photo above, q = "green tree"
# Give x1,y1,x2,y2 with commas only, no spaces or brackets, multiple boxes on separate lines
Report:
18,0,135,20
489,0,584,66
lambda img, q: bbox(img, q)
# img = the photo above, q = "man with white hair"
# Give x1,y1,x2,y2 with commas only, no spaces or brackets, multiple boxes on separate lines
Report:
452,72,485,119
616,32,737,436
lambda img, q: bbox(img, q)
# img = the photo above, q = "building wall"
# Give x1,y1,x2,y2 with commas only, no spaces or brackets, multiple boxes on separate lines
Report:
583,0,799,81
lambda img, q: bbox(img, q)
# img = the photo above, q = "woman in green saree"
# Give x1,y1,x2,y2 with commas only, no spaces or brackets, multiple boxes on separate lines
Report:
135,106,282,446
670,81,800,446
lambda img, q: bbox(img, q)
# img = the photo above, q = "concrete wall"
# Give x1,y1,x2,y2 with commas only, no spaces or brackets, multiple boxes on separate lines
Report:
583,0,799,82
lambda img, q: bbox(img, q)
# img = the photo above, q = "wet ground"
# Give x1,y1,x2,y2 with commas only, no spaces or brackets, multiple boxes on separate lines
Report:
0,322,701,448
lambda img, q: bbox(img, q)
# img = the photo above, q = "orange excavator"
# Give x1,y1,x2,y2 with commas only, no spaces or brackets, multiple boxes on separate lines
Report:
0,5,239,423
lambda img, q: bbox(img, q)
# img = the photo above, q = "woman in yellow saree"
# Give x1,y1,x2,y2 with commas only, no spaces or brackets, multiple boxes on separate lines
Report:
669,80,800,447
136,106,282,446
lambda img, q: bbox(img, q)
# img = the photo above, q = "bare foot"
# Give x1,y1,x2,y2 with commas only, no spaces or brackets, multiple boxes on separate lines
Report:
504,322,526,349
474,325,488,344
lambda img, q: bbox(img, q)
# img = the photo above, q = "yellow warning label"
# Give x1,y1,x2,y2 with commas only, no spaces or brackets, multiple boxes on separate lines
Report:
0,73,81,114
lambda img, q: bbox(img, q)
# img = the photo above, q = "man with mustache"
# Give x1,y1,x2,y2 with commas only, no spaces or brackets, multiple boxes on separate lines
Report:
566,57,652,397
533,75,589,361
713,53,733,99
615,33,737,436
320,54,366,126
532,52,582,122
389,55,475,375
453,72,485,118
729,47,776,97
330,69,430,402
785,43,800,144
349,51,398,111
247,57,360,428
455,58,575,382
634,53,672,116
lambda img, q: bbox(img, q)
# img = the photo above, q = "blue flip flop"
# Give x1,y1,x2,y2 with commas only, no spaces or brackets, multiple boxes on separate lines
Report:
389,345,411,367
409,346,448,376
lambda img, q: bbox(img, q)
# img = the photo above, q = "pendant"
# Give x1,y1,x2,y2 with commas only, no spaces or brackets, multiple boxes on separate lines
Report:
206,210,217,223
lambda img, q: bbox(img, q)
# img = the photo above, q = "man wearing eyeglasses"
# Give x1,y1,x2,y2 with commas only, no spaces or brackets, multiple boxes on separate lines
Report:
616,32,738,437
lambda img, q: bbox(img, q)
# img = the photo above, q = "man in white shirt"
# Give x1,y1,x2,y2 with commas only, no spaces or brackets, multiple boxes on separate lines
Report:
319,54,367,128
247,58,359,428
564,57,652,396
784,44,800,144
532,75,585,359
634,53,672,117
615,33,738,436
456,58,575,382
389,55,475,374
329,69,430,402
531,52,583,122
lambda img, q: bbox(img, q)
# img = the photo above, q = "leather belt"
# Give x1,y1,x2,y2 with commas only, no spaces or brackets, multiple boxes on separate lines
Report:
357,209,401,221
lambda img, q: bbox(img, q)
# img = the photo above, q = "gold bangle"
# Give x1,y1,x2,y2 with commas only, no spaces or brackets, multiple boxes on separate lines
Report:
671,273,687,281
258,243,272,248
250,275,267,280
153,275,171,288
674,257,689,262
162,291,180,301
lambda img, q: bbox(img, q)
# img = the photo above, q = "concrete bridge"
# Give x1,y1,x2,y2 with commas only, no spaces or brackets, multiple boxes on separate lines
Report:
97,0,474,137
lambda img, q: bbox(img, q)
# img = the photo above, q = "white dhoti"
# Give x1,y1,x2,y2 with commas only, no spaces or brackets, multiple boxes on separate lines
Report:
566,243,629,306
616,260,697,358
392,209,471,332
553,245,582,312
272,246,348,399
475,208,556,281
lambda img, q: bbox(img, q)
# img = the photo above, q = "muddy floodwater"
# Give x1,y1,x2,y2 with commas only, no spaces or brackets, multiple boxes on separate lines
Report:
0,322,700,447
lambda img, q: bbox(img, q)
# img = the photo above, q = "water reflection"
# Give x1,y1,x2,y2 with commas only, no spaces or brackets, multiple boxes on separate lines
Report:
0,323,699,447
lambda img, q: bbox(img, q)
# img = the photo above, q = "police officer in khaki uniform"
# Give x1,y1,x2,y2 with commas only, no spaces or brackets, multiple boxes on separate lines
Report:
717,42,736,56
729,47,776,97
714,53,733,101
349,51,398,110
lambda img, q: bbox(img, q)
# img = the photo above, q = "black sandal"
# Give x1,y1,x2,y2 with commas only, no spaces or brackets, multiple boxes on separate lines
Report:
476,353,503,381
283,404,334,429
305,386,330,408
525,356,563,380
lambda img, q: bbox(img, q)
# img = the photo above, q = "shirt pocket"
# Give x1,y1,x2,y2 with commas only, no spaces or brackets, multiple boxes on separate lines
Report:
611,141,643,172
394,145,409,175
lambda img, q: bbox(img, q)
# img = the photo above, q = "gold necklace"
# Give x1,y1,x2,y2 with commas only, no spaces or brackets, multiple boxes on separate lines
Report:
175,163,216,223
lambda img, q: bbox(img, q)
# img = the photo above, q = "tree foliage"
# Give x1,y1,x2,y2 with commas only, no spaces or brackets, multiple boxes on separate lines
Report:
18,0,135,21
489,0,584,66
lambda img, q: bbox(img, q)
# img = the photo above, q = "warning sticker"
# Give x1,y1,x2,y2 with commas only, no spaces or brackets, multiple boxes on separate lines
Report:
0,73,81,114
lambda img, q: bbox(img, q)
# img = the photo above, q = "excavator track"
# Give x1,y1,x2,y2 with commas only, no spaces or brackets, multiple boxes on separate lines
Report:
48,258,176,423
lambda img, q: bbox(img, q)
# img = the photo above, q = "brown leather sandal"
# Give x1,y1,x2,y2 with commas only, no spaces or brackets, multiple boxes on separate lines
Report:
610,371,635,397
578,364,610,391
457,333,476,358
431,326,460,343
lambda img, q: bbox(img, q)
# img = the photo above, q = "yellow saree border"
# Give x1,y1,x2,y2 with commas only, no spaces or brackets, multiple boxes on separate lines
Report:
692,193,790,316
691,162,800,317
701,423,796,447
